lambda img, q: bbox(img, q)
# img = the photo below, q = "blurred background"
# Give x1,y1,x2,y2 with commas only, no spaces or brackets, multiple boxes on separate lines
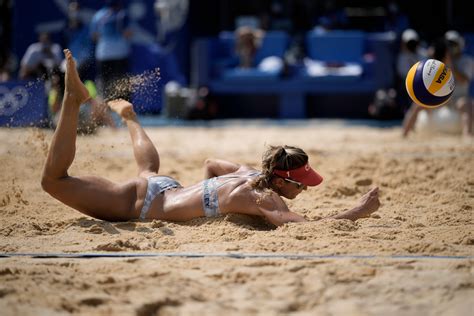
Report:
0,0,473,127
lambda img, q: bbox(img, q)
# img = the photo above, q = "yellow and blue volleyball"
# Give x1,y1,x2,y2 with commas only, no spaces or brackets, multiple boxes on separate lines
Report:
405,59,455,109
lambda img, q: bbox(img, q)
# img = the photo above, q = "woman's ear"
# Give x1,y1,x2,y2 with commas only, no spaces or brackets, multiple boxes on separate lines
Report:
272,177,285,188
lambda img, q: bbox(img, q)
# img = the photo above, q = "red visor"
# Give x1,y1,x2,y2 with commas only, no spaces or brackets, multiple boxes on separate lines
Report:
273,163,323,186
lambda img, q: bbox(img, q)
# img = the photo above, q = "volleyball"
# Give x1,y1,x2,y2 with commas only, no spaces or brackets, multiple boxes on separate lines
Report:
405,59,455,109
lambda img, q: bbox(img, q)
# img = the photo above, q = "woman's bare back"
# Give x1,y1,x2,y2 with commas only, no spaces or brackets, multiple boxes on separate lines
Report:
144,169,271,221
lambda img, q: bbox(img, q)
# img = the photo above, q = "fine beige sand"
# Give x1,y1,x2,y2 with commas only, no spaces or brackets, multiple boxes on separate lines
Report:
0,122,473,315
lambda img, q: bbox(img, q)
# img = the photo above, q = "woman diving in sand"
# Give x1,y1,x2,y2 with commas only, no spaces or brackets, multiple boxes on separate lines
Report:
41,49,380,226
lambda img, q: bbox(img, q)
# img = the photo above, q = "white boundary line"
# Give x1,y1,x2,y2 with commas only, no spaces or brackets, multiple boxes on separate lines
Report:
1,252,472,260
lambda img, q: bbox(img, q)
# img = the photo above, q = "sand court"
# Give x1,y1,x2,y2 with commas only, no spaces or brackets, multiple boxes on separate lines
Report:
0,123,473,315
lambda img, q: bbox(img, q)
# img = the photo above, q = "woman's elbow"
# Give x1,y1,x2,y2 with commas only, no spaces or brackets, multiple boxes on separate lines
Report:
261,211,300,227
204,158,215,166
203,158,216,178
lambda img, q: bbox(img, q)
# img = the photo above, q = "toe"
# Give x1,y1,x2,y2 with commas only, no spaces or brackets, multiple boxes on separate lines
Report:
370,187,379,195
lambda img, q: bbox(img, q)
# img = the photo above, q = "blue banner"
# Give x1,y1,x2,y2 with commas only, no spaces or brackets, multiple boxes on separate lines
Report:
0,81,48,127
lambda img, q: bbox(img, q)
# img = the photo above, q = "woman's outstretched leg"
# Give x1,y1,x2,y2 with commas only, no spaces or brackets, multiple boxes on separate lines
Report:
41,49,144,221
402,103,422,138
43,50,91,180
108,99,160,178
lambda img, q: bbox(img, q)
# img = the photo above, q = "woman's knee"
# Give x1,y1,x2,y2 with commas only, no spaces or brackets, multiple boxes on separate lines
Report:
41,175,57,194
41,175,69,197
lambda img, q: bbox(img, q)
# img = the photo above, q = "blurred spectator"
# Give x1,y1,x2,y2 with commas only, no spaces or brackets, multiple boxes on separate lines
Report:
402,31,473,137
368,88,399,120
62,0,94,81
396,29,425,111
90,0,132,100
284,34,305,67
235,26,264,68
154,0,190,44
19,32,62,81
397,29,424,80
444,30,473,136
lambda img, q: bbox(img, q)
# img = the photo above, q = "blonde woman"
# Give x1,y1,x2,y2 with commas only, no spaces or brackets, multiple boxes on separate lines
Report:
41,49,380,227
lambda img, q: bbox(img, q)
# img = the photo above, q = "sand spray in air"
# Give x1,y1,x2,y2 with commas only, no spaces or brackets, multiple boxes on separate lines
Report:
105,68,161,103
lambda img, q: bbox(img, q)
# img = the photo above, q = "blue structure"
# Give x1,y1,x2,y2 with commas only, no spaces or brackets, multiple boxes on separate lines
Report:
192,30,396,118
4,0,473,122
0,81,48,127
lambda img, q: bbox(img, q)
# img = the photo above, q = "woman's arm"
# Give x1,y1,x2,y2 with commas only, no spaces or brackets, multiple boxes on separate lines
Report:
203,158,242,179
251,188,381,227
252,191,308,227
258,208,308,226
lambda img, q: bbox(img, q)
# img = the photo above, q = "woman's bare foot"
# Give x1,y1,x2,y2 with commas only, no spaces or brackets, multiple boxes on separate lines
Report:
357,187,380,217
63,49,90,105
333,187,381,221
107,99,136,121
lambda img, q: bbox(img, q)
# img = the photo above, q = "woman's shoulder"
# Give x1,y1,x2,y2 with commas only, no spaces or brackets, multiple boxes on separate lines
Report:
222,167,261,179
229,183,287,216
236,165,260,174
244,185,284,207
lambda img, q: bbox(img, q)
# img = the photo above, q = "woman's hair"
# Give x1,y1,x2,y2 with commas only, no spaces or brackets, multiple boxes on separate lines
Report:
251,145,308,191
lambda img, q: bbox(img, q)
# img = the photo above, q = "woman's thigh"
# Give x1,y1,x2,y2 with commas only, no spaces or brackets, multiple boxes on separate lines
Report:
44,175,147,221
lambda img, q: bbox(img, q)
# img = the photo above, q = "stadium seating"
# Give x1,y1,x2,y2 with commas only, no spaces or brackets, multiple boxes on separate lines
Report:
214,31,290,80
303,30,365,81
192,30,396,118
306,30,365,63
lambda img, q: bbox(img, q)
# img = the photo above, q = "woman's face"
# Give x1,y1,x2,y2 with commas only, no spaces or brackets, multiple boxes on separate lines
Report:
277,179,308,199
